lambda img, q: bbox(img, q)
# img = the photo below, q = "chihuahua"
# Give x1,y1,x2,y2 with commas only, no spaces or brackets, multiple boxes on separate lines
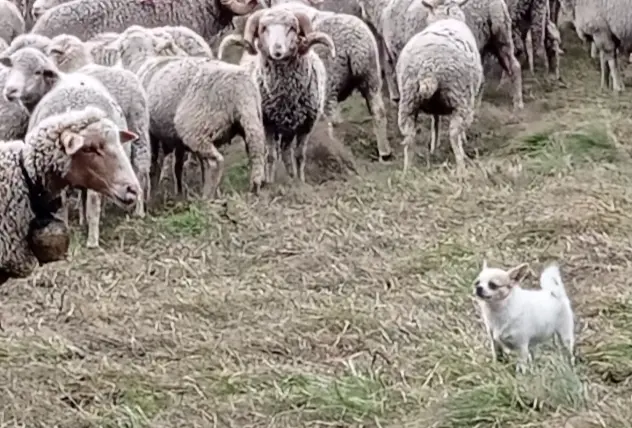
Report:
474,261,575,373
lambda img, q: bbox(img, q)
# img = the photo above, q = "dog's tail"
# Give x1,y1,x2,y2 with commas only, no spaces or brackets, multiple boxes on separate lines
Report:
540,263,567,300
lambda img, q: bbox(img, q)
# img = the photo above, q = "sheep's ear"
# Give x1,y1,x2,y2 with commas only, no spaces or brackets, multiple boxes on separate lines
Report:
42,67,58,79
118,130,138,144
421,0,434,9
0,56,12,68
507,263,529,282
60,132,85,155
457,0,471,6
307,0,323,4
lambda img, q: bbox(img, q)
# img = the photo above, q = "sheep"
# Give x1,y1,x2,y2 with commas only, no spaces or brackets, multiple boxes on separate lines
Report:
1,47,133,249
46,34,152,217
1,33,51,57
8,0,36,30
219,8,334,183
153,26,215,57
0,0,25,44
562,0,632,92
31,0,69,20
397,0,483,174
358,0,523,111
262,0,392,161
0,106,140,284
31,0,262,43
0,66,30,140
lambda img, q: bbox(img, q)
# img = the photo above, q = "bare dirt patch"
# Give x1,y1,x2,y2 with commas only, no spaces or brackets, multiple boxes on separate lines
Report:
1,28,632,427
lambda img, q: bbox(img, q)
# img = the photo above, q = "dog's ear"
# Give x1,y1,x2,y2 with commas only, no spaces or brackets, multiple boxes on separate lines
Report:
482,259,488,270
507,263,529,283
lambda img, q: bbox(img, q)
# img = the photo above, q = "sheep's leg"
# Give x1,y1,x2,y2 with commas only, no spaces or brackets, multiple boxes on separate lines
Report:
323,95,343,141
599,50,609,89
85,190,102,249
430,114,440,155
530,1,548,72
280,134,296,179
496,45,524,110
239,108,265,193
607,51,624,92
525,32,535,75
78,189,87,226
590,42,598,59
149,134,164,197
383,48,400,103
448,111,468,174
172,145,186,196
397,93,418,174
198,145,224,199
361,85,393,161
265,134,279,184
294,132,311,183
61,189,70,226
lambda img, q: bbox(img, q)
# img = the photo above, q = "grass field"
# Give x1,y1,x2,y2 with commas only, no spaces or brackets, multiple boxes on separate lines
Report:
1,24,632,428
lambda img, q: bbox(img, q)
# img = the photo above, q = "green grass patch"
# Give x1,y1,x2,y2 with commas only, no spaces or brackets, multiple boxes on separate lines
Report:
154,203,209,237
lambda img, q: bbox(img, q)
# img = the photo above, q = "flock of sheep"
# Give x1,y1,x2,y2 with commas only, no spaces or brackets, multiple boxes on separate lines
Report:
0,0,628,284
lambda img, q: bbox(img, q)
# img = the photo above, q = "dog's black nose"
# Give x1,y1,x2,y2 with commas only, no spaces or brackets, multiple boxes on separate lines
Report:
475,286,485,297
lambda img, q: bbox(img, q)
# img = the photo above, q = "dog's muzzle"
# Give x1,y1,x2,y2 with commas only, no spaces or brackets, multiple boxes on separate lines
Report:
475,286,486,298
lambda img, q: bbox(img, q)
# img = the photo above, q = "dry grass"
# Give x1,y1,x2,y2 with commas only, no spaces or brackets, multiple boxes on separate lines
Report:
2,27,632,428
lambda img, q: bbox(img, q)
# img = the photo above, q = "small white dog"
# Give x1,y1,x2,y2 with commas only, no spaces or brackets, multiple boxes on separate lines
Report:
473,261,575,373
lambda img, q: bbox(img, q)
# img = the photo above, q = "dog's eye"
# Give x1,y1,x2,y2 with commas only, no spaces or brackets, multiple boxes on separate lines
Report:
488,281,499,290
473,280,480,287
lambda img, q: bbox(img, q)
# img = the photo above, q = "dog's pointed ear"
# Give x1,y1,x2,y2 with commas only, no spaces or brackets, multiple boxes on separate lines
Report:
508,263,529,282
482,259,488,270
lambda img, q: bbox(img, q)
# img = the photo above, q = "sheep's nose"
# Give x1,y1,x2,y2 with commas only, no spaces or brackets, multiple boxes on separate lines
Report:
271,43,284,59
4,87,17,102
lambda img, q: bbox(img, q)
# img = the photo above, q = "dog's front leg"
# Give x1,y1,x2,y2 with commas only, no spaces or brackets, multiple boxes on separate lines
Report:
515,344,532,374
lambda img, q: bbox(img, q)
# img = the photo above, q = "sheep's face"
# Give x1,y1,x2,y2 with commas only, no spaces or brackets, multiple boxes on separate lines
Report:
0,48,59,111
257,11,301,60
32,0,70,20
421,0,468,23
52,112,142,210
47,35,90,73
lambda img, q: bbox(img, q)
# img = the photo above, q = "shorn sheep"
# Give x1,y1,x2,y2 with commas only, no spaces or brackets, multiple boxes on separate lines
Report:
397,0,483,174
562,0,632,92
30,0,262,42
0,106,140,284
264,0,392,161
219,8,335,183
113,30,265,198
1,47,133,249
46,34,152,217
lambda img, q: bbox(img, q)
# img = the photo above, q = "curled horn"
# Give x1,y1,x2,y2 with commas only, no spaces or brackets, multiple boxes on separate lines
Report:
243,9,264,53
294,11,314,37
300,32,336,57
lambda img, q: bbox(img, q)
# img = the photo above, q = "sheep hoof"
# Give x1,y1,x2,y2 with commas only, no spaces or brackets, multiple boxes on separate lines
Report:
379,152,394,162
86,240,99,249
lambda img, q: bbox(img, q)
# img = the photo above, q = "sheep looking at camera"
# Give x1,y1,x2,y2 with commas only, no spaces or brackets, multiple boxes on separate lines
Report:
397,0,483,174
219,8,334,183
0,106,140,284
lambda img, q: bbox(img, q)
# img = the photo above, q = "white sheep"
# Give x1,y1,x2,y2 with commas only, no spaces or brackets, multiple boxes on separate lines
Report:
0,106,140,284
0,0,25,44
219,7,335,183
1,47,135,249
397,0,483,174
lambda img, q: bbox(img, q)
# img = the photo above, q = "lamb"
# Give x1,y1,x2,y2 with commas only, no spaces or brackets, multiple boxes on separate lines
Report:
31,0,262,43
46,34,152,217
262,0,392,161
562,0,632,92
0,106,140,284
0,0,25,44
219,8,334,183
397,0,483,174
1,47,134,249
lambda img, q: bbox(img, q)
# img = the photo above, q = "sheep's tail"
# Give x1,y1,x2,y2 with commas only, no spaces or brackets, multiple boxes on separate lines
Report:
418,76,438,100
540,263,567,300
218,34,247,60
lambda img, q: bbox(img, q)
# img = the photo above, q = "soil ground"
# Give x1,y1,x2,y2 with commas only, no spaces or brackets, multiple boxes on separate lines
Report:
1,24,632,428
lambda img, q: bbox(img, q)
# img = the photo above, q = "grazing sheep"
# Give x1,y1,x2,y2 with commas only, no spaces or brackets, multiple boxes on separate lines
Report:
219,8,334,183
0,0,25,44
562,0,632,92
1,47,132,249
397,0,483,174
265,0,392,160
46,34,152,217
0,106,140,284
1,33,51,57
31,0,262,43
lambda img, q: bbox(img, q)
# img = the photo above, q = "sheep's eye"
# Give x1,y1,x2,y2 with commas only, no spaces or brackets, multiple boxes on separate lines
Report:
488,282,499,290
49,49,63,55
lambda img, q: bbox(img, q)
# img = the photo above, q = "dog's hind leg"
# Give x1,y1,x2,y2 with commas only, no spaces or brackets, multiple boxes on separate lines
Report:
516,343,532,374
556,323,575,366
